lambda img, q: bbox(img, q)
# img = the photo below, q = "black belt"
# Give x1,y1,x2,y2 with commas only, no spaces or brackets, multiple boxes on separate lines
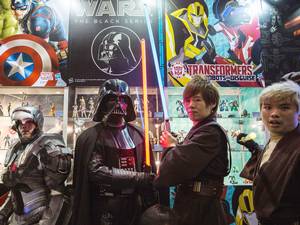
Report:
94,186,135,198
178,180,224,198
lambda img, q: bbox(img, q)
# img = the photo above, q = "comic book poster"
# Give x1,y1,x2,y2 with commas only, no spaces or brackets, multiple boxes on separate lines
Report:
166,0,263,87
67,0,162,86
0,0,69,86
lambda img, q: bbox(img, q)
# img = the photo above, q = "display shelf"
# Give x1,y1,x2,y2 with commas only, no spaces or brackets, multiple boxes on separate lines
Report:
67,87,161,150
0,85,267,186
0,87,64,118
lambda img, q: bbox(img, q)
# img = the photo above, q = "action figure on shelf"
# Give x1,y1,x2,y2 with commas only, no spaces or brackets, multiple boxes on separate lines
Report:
73,118,85,137
3,134,10,149
20,94,27,107
72,79,157,225
134,97,142,116
0,106,72,225
241,109,250,118
176,100,187,117
72,104,79,119
230,100,239,111
78,96,87,118
0,103,3,116
87,97,95,118
219,99,229,111
7,102,11,116
49,102,56,117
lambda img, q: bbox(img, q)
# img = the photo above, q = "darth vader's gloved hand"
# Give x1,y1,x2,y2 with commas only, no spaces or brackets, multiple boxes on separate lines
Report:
236,133,261,153
112,168,155,188
135,172,156,187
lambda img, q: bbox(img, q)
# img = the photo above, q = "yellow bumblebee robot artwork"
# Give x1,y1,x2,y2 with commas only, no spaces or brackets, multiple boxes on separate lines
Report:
236,189,258,225
166,1,216,86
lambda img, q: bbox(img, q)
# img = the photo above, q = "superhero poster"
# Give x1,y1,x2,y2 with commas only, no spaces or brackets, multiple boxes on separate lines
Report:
67,0,162,86
166,0,263,87
0,0,69,86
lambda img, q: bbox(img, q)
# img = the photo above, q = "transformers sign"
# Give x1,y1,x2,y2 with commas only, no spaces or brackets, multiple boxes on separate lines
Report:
165,0,262,87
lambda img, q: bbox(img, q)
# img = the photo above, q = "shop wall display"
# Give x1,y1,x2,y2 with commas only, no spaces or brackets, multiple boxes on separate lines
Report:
67,0,162,86
0,85,264,225
0,87,65,146
165,0,262,87
0,0,69,86
67,87,161,150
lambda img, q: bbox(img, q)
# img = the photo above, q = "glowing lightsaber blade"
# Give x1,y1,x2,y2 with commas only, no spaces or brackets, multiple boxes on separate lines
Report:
143,4,170,127
141,39,151,167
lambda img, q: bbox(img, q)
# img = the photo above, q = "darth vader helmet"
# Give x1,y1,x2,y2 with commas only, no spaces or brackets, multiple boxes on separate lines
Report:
93,79,135,122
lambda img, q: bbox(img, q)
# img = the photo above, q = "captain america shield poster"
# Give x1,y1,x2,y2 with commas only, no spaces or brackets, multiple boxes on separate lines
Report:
0,34,66,86
0,0,69,86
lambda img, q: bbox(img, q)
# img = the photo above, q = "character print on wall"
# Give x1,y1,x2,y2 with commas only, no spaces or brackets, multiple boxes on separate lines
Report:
91,26,141,76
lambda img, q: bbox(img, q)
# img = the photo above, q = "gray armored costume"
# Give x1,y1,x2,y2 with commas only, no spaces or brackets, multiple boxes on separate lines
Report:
0,107,72,225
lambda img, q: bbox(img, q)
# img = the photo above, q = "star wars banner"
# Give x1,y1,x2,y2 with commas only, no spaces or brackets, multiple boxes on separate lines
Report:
67,0,161,86
166,0,263,87
0,0,69,87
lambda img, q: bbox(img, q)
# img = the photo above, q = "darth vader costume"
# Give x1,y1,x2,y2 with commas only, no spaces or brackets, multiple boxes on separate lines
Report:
0,106,72,225
72,79,157,225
